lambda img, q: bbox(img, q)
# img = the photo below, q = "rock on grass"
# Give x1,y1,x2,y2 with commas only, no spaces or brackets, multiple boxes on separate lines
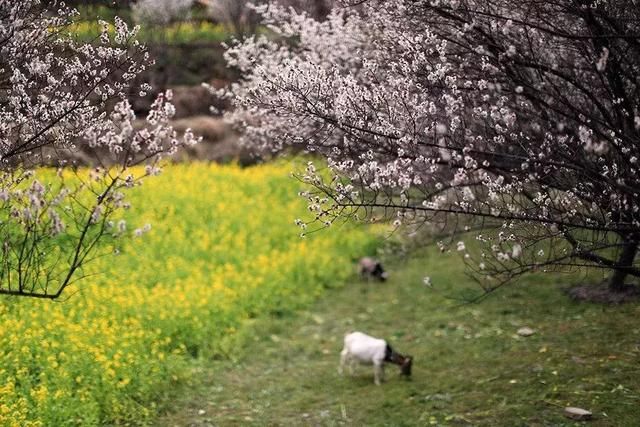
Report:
517,327,535,337
564,407,593,420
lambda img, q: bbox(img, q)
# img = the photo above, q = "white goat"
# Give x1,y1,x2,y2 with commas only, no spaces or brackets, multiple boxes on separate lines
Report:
339,331,412,385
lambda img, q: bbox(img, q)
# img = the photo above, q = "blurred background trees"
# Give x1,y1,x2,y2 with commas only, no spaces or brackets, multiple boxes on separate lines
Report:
56,1,340,165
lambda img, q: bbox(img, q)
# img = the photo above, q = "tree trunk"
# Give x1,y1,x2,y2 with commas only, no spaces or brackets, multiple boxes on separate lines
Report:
607,240,638,292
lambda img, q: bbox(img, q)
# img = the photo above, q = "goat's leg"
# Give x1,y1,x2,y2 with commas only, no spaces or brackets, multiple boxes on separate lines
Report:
348,357,356,375
339,349,348,375
373,363,383,385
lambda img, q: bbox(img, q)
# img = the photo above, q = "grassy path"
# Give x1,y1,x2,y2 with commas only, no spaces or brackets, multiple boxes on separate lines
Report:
159,251,640,426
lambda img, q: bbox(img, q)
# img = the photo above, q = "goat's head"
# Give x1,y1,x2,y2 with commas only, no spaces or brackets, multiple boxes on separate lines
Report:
399,355,413,377
372,263,388,281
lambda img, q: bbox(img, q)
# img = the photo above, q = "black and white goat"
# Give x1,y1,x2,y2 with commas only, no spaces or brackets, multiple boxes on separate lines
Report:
339,331,412,385
358,257,388,282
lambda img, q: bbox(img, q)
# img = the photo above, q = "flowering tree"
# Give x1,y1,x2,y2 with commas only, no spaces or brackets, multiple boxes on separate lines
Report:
222,0,640,294
0,1,198,298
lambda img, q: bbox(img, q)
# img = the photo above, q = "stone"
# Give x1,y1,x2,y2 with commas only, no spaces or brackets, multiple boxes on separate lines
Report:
564,407,592,420
517,327,536,337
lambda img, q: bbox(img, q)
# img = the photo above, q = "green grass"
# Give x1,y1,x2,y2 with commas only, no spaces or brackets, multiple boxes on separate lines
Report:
158,248,640,426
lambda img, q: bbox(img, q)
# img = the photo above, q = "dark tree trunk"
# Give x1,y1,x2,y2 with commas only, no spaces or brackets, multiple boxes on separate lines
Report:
607,239,639,292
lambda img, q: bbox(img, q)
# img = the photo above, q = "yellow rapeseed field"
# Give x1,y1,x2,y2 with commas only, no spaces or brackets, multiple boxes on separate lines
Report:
0,161,378,426
69,20,231,44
